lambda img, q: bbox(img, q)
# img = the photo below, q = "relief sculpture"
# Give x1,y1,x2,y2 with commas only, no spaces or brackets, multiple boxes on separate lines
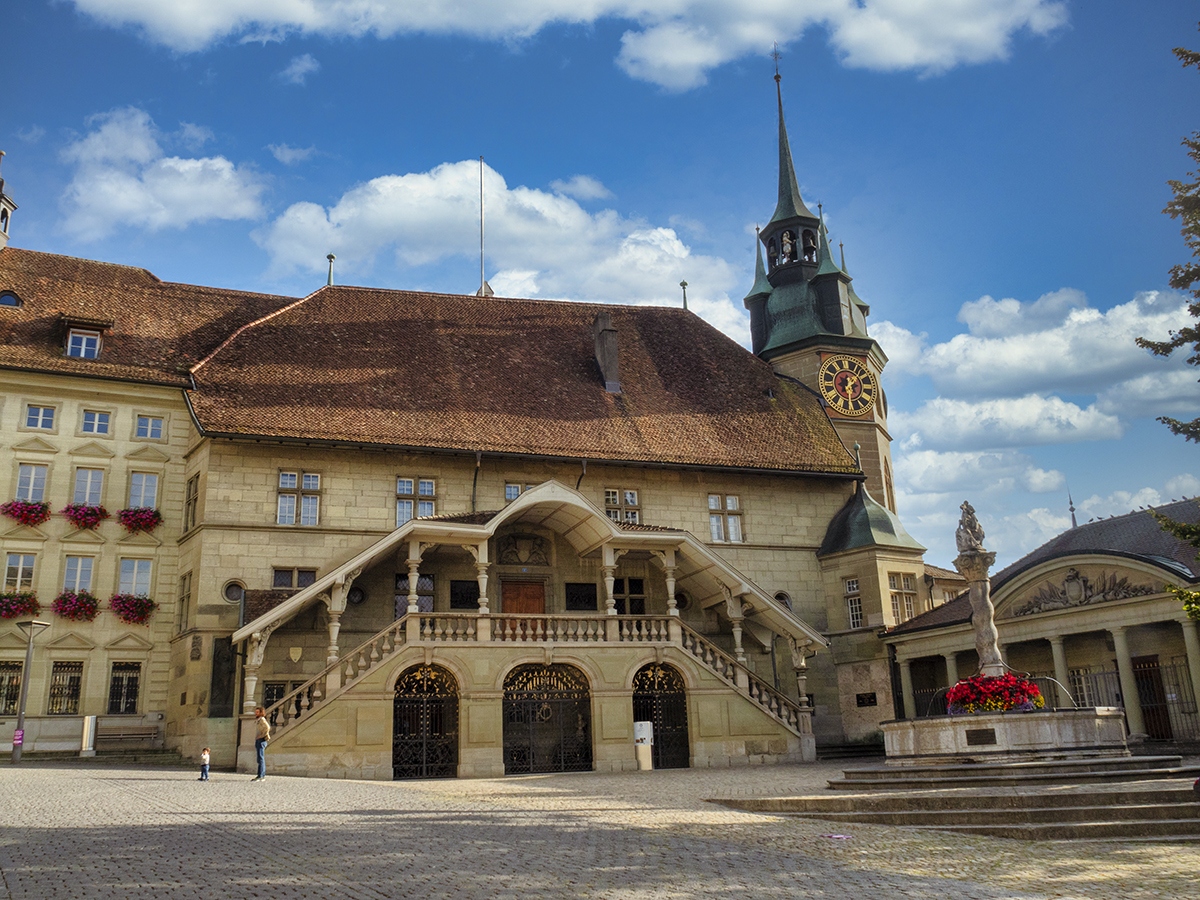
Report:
1007,567,1158,617
498,533,550,566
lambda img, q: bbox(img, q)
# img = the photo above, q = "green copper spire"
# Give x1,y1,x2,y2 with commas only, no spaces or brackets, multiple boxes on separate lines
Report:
744,229,773,302
767,75,816,228
814,208,846,278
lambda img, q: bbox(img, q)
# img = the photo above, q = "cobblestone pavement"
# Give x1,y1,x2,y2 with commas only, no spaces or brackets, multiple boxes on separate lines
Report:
0,761,1196,899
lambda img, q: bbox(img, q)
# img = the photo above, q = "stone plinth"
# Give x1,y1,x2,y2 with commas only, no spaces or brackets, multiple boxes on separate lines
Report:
882,708,1128,765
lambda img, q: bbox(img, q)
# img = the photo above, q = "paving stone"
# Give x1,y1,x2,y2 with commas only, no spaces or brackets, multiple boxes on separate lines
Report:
0,761,1195,899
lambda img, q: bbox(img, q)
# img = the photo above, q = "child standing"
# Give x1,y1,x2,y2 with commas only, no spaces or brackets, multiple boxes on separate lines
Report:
199,747,211,781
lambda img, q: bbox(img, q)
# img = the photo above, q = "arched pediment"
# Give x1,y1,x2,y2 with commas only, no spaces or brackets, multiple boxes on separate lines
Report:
995,555,1169,621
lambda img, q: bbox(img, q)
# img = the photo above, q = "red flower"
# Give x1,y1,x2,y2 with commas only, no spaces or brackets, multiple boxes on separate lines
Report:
61,504,109,530
117,507,163,534
1,500,51,527
109,593,157,625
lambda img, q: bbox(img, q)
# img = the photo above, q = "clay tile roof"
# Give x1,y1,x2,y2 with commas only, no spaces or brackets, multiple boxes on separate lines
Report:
243,589,296,623
0,247,296,386
924,563,966,581
188,286,859,474
887,594,972,636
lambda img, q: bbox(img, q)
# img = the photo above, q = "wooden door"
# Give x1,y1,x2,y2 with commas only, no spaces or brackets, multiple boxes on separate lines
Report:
502,581,545,614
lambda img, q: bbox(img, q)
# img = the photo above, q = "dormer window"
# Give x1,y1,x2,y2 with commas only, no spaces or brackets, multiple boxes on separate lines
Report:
67,328,101,359
0,291,19,308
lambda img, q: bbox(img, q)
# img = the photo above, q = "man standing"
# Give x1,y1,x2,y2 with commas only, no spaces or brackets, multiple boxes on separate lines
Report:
252,707,270,781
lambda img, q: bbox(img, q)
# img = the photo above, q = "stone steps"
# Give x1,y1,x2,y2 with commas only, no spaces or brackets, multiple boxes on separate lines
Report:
3,749,186,766
815,743,886,761
829,755,1200,790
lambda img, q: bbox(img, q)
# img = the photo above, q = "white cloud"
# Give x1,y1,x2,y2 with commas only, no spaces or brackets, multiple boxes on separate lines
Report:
891,394,1123,451
17,126,46,144
923,289,1194,398
59,107,266,241
870,319,927,375
1166,474,1200,498
268,143,317,165
1095,369,1200,420
1076,488,1164,522
68,0,1068,90
278,53,320,85
895,448,1062,495
550,175,612,201
255,158,746,338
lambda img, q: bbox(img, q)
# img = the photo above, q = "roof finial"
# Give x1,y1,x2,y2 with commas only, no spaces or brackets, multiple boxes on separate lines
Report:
476,156,494,297
680,280,689,311
772,42,781,83
839,241,846,271
326,253,335,286
1068,490,1078,529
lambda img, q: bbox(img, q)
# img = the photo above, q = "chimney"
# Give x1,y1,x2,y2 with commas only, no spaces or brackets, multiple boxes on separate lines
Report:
593,311,621,393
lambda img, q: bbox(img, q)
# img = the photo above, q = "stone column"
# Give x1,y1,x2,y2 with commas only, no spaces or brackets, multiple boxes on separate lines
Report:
241,625,275,714
601,566,617,616
943,651,959,687
1110,626,1147,736
1179,617,1200,722
790,638,811,706
1049,636,1071,708
724,588,746,664
326,610,342,667
898,658,916,720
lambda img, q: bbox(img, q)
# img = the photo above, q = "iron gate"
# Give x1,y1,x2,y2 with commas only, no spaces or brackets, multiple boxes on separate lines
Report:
503,664,593,775
632,663,690,769
393,664,459,779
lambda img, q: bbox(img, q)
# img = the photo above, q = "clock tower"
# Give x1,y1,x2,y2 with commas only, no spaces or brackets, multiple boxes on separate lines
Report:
744,75,896,510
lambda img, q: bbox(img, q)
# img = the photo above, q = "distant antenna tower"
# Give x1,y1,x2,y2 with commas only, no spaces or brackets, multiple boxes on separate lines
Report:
476,156,493,297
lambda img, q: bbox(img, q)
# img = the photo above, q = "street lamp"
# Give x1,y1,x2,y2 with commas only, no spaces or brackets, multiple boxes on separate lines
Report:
12,619,50,764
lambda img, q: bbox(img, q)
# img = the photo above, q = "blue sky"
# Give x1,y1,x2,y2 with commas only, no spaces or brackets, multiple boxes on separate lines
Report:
5,0,1200,567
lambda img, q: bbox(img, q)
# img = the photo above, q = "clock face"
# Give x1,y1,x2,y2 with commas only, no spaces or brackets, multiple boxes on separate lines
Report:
818,355,877,417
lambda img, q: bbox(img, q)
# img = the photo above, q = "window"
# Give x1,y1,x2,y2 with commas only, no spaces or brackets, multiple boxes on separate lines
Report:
63,556,94,592
5,553,35,590
1068,668,1096,707
277,471,320,526
135,415,164,440
223,581,246,604
81,410,110,434
47,662,83,715
73,468,104,505
16,464,47,502
0,662,21,715
708,494,743,542
273,568,317,589
612,578,645,615
0,291,20,308
176,571,193,634
604,488,641,524
396,573,435,615
66,329,101,359
450,580,479,610
127,472,158,509
396,477,435,526
25,405,54,429
565,582,598,612
845,577,863,629
183,475,199,533
889,573,917,623
108,663,141,714
505,483,527,502
119,559,153,596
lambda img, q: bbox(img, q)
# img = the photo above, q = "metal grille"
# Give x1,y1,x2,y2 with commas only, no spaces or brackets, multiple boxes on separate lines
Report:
393,665,459,779
503,664,592,775
0,662,21,716
632,663,690,769
47,661,83,715
107,662,141,714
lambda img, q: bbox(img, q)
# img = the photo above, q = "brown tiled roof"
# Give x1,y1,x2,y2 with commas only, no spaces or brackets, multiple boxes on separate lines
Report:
0,247,295,386
243,589,296,622
887,594,972,635
188,287,859,474
925,563,966,582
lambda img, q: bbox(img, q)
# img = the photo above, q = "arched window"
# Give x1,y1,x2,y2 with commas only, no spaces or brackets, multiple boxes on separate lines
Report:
0,291,21,308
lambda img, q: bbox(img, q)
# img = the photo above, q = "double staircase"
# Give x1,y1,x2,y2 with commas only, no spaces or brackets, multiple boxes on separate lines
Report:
263,612,811,739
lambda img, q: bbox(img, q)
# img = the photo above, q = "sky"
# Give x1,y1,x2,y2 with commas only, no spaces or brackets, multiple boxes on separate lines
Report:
4,0,1200,569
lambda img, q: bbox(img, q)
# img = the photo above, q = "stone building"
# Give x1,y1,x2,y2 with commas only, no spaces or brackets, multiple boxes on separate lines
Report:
884,499,1200,744
1,83,956,775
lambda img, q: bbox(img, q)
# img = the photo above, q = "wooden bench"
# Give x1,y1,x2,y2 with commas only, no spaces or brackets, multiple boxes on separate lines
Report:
94,724,162,750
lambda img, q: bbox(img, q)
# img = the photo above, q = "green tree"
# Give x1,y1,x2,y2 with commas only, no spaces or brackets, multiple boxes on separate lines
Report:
1139,29,1200,620
1136,31,1200,440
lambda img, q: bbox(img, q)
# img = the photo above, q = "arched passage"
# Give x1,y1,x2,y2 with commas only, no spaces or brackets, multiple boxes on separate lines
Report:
393,664,459,779
503,663,593,775
632,663,690,769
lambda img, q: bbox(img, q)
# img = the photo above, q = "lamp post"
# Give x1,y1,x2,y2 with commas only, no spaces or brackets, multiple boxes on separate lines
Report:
12,619,50,764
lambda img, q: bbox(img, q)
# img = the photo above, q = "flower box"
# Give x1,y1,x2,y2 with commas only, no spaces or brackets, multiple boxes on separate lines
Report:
1,500,51,527
109,593,157,625
52,590,100,622
117,507,163,534
946,673,1045,714
0,591,41,619
61,503,109,530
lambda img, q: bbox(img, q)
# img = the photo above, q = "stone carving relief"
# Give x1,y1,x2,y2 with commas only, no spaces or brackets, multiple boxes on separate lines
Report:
1007,567,1159,618
498,533,550,566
